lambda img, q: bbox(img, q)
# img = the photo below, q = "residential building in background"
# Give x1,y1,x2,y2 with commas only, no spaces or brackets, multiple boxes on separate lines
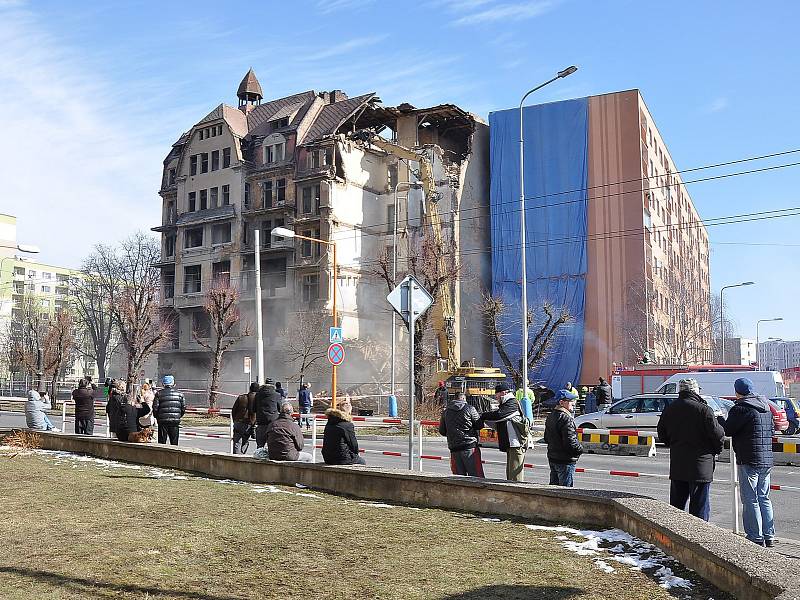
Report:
759,339,800,371
155,70,489,398
488,90,711,389
724,337,757,366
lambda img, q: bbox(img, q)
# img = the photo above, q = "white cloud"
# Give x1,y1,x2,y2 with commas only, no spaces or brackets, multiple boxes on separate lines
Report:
315,0,376,14
447,0,557,26
0,3,178,268
704,96,729,114
297,35,388,62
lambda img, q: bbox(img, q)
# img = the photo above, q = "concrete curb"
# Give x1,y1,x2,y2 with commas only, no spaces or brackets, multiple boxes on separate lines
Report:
7,430,800,600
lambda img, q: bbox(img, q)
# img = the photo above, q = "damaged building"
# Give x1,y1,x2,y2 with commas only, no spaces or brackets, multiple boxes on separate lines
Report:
154,69,490,400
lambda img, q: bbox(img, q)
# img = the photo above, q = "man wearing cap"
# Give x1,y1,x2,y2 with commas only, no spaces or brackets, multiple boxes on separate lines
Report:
153,375,186,445
481,383,526,482
544,389,583,486
657,378,724,521
724,377,776,546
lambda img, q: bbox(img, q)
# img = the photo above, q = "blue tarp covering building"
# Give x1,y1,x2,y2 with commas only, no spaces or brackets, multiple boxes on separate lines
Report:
488,98,589,390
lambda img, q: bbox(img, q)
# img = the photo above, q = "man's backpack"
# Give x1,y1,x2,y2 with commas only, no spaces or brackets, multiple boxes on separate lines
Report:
512,411,534,450
117,403,130,432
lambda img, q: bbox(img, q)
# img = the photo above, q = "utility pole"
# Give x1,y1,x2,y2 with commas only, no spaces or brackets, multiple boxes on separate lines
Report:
254,229,264,383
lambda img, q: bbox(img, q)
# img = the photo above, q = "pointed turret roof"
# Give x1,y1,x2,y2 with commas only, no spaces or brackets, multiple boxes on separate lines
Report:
237,68,263,102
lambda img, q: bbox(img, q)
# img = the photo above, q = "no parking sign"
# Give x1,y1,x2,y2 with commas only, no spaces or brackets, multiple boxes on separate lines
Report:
327,343,345,366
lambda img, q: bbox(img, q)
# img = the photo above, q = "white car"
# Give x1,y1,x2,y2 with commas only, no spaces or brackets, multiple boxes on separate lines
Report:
575,394,726,435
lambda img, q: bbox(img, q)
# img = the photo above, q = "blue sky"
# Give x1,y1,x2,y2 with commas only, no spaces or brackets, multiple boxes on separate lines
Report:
1,0,798,340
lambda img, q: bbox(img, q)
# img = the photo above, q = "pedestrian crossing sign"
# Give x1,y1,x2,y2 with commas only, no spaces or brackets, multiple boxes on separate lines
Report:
329,327,343,343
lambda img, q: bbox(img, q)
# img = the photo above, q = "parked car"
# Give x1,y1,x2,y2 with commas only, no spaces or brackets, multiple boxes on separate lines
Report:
574,394,725,436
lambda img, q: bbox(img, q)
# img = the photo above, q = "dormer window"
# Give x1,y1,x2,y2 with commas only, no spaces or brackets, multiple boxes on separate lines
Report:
265,142,285,164
270,116,289,130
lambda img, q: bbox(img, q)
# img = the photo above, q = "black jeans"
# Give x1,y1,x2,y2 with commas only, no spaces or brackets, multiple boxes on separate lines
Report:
670,480,711,521
158,423,180,445
232,422,252,454
75,417,94,436
256,423,270,449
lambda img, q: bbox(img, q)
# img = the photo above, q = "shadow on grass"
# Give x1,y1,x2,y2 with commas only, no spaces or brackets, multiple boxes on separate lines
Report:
442,585,584,599
0,566,241,600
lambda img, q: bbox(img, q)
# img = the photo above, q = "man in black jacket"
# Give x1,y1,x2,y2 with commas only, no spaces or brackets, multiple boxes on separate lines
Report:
724,377,775,546
593,378,612,407
439,393,484,477
481,383,526,482
544,390,583,487
153,375,186,445
322,398,365,465
72,379,95,435
657,378,724,521
253,379,282,450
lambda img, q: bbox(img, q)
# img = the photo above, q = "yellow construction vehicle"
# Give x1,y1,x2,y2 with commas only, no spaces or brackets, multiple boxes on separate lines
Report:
350,131,458,372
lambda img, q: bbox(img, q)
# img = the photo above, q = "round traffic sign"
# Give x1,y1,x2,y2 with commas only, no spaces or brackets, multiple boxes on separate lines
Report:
328,343,345,366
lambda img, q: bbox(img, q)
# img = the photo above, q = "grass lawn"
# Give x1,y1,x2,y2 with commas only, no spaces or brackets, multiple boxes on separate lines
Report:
0,448,729,600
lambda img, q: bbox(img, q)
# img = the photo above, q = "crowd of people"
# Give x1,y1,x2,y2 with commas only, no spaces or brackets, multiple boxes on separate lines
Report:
22,370,778,546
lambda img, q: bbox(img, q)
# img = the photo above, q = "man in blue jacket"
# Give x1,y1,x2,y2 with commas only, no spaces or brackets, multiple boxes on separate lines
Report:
724,377,775,547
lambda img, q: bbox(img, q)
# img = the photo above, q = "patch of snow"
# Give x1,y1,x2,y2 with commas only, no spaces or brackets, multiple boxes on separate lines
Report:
295,492,323,499
594,560,615,573
295,483,308,489
481,517,501,523
359,502,395,509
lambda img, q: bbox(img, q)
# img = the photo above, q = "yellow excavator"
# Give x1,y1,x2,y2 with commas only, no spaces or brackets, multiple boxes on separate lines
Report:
350,131,458,373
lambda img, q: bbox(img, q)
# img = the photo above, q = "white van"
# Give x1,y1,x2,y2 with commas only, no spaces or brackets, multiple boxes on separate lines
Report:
654,371,785,398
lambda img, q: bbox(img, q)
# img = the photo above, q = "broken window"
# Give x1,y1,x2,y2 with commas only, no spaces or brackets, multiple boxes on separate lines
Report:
301,184,320,214
277,178,286,204
210,187,219,208
185,228,203,248
168,168,176,185
212,223,231,245
244,182,251,208
212,260,230,286
222,184,230,205
190,155,198,176
188,192,196,212
262,181,273,208
387,203,396,234
211,150,220,171
265,143,285,164
271,117,289,130
200,189,208,210
302,274,319,302
166,200,176,224
223,147,231,168
192,310,211,338
163,269,175,299
184,265,202,293
165,235,176,258
201,153,209,173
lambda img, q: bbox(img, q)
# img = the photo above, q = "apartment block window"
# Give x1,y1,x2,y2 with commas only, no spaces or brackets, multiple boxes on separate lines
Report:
211,150,220,171
192,310,211,338
262,181,273,208
13,282,24,294
190,155,198,176
212,260,230,286
188,191,196,212
201,153,209,173
13,266,25,276
184,265,202,294
42,272,51,280
242,221,250,246
302,186,312,214
244,182,251,208
261,220,272,247
212,223,231,245
185,227,203,248
210,187,219,208
301,184,320,214
300,228,319,258
266,143,285,164
168,168,176,185
277,178,286,204
222,184,230,205
165,235,176,257
302,274,320,302
387,203,396,234
199,130,205,141
200,189,208,210
41,286,51,293
223,147,231,168
163,269,175,299
310,150,321,169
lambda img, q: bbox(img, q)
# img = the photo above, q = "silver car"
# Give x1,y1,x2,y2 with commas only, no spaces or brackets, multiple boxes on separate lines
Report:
575,394,726,435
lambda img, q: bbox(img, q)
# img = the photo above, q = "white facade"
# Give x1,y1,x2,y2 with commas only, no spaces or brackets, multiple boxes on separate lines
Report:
759,339,800,371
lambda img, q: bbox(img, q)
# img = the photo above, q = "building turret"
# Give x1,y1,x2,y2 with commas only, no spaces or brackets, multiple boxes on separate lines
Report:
237,68,263,110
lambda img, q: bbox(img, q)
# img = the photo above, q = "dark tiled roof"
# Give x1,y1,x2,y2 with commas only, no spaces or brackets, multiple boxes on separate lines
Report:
301,93,376,144
246,91,318,132
237,68,263,99
177,205,236,226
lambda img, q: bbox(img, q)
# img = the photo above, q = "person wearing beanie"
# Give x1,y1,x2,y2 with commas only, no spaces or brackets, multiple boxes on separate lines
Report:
724,377,776,546
153,374,186,445
657,378,724,521
481,382,527,482
232,382,259,454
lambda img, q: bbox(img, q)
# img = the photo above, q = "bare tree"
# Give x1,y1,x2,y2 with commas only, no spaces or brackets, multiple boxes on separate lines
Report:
193,279,250,408
480,293,572,388
280,310,331,386
371,235,460,401
42,309,76,403
87,232,173,399
70,273,118,380
621,274,713,365
10,294,49,386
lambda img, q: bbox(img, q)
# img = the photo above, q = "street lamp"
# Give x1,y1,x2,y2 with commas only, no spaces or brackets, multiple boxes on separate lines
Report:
756,317,783,367
519,65,577,397
272,226,340,409
390,180,424,402
719,281,754,364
